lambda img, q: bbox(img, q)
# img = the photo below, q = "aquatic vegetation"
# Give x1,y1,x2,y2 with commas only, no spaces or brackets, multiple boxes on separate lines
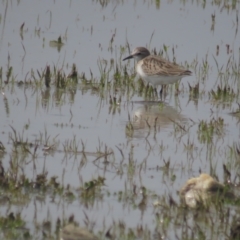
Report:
197,117,225,144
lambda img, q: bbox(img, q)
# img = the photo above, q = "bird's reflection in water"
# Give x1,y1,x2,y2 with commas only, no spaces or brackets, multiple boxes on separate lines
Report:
130,101,186,138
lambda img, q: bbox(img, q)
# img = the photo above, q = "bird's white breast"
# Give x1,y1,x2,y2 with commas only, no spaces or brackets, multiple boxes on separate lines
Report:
136,62,147,78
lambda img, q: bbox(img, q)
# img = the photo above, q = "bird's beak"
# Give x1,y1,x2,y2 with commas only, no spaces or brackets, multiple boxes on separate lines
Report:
122,54,133,61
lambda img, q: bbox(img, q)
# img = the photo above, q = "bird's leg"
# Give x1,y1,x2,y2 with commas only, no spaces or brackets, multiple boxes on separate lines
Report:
163,85,167,99
146,83,149,92
159,85,163,97
154,87,158,97
159,85,168,100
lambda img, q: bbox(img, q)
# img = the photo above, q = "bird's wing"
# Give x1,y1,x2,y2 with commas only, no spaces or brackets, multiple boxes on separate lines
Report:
141,56,191,77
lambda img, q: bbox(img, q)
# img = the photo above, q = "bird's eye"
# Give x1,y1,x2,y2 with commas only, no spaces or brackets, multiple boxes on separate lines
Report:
137,52,141,55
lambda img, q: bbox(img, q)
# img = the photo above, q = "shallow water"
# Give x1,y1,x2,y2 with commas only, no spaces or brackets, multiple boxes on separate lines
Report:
0,0,240,239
